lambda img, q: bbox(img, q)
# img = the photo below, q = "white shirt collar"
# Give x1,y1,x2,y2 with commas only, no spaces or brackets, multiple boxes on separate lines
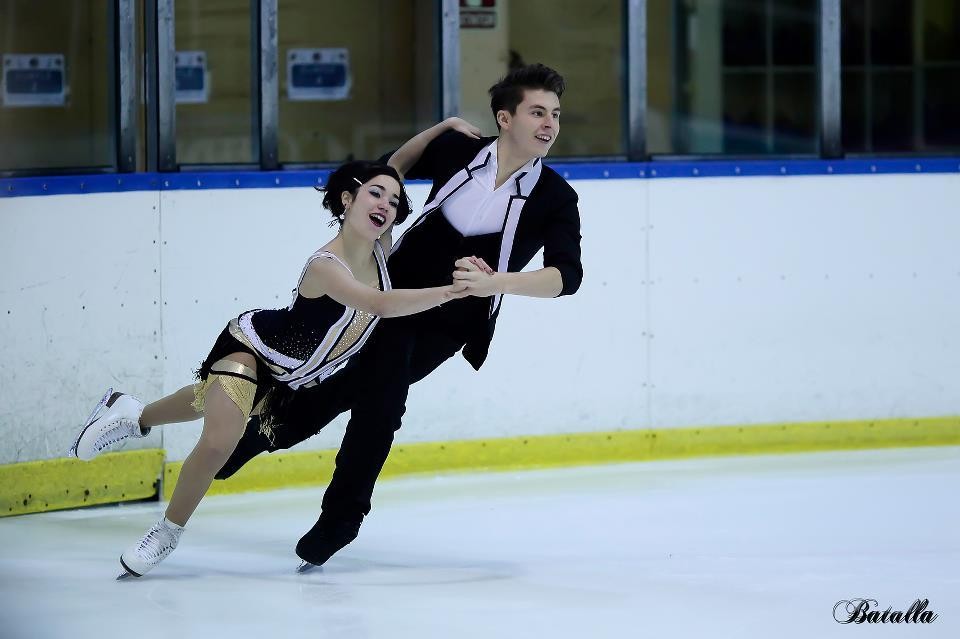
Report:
469,139,542,197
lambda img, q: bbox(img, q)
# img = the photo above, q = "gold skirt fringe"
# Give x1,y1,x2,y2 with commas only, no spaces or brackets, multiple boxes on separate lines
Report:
191,357,279,445
191,374,258,418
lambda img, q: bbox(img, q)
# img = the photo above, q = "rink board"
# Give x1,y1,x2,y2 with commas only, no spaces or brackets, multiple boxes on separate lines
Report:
0,450,163,516
162,416,960,500
2,169,958,467
1,416,958,515
2,159,959,515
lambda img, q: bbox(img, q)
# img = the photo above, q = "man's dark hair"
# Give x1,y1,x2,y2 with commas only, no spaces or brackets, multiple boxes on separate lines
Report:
488,63,565,129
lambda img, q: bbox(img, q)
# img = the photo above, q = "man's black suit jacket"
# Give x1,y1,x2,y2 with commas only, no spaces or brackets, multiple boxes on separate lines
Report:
384,130,583,369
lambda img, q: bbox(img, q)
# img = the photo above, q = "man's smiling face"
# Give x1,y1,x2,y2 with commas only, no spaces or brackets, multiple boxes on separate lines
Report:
498,88,561,159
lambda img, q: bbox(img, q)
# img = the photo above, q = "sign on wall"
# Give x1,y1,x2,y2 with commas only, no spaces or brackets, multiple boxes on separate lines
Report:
2,54,67,107
460,0,497,28
174,51,208,104
286,48,351,101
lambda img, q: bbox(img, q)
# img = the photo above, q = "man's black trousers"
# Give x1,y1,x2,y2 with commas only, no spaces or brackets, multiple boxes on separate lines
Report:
227,317,465,520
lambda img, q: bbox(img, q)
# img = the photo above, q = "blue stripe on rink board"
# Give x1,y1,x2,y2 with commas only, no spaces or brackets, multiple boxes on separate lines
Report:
2,157,960,198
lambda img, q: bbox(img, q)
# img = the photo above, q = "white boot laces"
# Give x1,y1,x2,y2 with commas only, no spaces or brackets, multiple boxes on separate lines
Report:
95,420,138,452
136,523,178,562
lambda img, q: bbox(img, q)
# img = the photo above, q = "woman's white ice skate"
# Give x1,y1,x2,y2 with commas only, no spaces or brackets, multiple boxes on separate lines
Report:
117,518,184,579
69,388,148,461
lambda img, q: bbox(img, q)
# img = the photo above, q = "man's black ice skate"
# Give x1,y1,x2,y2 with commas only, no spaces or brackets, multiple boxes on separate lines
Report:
295,514,362,573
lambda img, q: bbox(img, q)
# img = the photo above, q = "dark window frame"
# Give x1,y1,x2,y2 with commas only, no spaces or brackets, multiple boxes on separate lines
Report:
5,0,960,177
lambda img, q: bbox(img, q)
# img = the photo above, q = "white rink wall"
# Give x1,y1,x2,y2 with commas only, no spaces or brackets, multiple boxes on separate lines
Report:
0,191,165,464
1,173,958,464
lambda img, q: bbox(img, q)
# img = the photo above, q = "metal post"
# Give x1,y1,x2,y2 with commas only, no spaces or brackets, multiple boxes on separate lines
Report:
863,0,871,150
912,0,924,150
249,0,261,164
668,0,687,154
107,0,119,170
439,0,460,119
626,0,647,160
156,0,176,171
765,0,774,152
115,0,136,172
818,0,842,158
256,0,279,170
145,0,159,172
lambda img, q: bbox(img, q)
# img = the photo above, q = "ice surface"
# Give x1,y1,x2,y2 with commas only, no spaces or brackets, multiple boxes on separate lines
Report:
1,448,957,638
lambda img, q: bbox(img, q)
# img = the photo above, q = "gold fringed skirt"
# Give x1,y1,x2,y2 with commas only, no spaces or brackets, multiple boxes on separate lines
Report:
193,319,296,445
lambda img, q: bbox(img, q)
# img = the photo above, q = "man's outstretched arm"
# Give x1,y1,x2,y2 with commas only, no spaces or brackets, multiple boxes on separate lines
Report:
453,190,583,299
387,118,481,179
454,261,564,298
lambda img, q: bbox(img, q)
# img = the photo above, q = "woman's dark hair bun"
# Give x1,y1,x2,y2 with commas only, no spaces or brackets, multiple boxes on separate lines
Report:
316,161,411,226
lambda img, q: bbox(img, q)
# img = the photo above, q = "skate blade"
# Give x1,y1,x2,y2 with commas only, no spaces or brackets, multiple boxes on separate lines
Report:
117,556,142,580
296,560,320,574
69,388,114,457
83,388,114,428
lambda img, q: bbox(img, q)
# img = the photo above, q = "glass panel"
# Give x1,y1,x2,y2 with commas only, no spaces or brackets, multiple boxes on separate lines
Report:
722,1,766,67
924,0,960,62
722,71,767,154
772,0,816,66
869,71,913,151
277,0,436,164
772,70,816,153
869,0,912,66
648,0,818,155
840,0,866,66
0,0,113,172
841,0,960,153
174,0,254,165
922,1,960,150
459,0,625,158
840,70,866,151
924,68,960,148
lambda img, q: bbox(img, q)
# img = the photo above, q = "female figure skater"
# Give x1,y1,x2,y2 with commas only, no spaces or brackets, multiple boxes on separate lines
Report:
68,136,479,577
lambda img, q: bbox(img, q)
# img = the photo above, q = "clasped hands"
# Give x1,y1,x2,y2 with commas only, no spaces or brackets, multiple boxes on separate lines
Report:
445,256,500,301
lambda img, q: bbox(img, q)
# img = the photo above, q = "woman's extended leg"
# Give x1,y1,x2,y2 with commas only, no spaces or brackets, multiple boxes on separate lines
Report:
164,375,249,525
140,385,202,429
118,352,257,577
70,384,202,461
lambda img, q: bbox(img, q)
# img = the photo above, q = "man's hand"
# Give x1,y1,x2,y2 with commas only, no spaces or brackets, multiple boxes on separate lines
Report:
453,257,501,297
445,117,482,140
467,256,494,274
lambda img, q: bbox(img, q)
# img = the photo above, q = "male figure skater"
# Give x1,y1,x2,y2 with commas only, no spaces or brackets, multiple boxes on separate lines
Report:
217,63,583,569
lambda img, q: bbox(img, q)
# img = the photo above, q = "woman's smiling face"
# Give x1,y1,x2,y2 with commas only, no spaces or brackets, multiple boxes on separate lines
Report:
342,174,402,240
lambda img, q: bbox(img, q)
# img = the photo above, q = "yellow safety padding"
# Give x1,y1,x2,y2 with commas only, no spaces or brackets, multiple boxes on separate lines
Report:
162,416,960,501
1,449,164,517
